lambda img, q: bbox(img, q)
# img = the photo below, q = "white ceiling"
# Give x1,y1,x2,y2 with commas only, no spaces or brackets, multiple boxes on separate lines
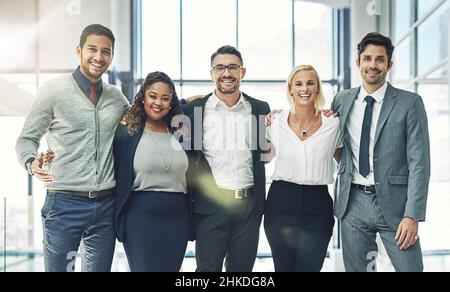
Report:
299,0,350,8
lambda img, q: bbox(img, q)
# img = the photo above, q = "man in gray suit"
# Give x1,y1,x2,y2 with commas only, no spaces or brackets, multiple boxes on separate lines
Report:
331,32,430,272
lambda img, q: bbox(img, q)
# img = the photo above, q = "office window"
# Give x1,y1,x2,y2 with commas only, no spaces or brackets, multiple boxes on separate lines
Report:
391,35,413,82
141,0,180,79
177,83,212,101
427,66,448,79
418,0,442,19
238,0,292,80
393,0,413,42
417,1,449,76
0,117,35,251
418,84,450,181
240,83,287,110
182,0,236,80
295,1,333,80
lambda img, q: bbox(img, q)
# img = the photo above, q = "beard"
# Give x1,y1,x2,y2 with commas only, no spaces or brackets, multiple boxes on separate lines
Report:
217,85,238,95
80,53,107,81
216,79,240,95
363,72,387,86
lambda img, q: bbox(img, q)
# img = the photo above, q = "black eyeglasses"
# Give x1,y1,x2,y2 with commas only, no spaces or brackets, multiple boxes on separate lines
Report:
211,64,242,74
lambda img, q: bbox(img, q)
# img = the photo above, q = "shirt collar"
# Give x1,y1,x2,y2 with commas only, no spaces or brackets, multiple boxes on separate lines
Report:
208,91,248,110
72,66,103,95
359,81,388,104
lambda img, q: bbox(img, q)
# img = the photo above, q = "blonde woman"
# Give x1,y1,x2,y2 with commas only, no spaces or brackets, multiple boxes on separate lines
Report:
264,65,342,272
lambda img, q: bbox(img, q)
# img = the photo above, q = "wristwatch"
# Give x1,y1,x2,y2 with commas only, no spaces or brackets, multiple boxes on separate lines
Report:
26,159,35,176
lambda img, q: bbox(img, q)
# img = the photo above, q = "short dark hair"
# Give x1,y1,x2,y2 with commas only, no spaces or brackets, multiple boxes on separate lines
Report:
357,32,395,63
211,45,244,66
79,24,115,52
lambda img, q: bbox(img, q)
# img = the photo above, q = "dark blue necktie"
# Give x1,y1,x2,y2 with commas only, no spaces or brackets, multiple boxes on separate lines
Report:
359,96,375,177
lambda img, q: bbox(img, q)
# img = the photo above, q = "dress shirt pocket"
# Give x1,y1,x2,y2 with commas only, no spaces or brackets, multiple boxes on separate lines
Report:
388,175,408,185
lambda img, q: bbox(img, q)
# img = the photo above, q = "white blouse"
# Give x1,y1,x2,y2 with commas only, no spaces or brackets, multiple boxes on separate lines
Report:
266,110,343,185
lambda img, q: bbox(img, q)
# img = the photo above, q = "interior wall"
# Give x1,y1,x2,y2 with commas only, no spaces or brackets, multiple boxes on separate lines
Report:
38,0,112,71
349,0,379,87
0,0,37,71
0,0,130,73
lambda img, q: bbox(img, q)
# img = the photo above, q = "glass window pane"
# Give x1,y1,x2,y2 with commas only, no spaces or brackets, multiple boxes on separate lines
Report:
418,0,442,19
417,1,449,76
393,0,413,42
177,83,212,101
241,83,287,110
391,35,413,82
427,66,448,79
142,0,180,79
238,0,292,80
417,83,450,252
418,84,450,182
295,1,333,80
183,0,236,79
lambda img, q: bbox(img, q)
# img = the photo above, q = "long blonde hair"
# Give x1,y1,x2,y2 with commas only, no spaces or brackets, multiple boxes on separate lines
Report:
286,65,325,114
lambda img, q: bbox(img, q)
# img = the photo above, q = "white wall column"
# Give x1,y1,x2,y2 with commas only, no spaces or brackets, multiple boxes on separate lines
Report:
350,0,378,86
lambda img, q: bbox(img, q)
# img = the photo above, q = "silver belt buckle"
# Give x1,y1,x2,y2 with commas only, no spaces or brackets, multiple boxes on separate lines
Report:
363,185,372,194
89,191,96,199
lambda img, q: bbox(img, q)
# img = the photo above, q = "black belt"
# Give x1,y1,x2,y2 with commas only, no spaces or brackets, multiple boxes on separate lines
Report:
219,187,253,199
352,184,376,194
48,188,115,199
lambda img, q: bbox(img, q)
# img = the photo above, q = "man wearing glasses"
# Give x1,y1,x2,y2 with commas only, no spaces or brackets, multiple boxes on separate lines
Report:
182,45,271,272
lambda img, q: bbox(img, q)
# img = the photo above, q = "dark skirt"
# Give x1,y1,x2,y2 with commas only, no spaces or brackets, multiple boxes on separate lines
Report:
265,180,335,235
123,191,191,272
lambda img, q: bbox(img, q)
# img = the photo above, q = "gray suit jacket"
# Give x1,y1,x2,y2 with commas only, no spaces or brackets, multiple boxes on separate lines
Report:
331,83,430,229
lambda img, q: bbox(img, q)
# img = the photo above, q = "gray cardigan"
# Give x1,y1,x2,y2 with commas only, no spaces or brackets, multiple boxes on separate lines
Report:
16,74,130,191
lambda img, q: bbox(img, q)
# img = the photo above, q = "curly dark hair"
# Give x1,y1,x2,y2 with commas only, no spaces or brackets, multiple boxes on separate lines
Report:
122,71,183,135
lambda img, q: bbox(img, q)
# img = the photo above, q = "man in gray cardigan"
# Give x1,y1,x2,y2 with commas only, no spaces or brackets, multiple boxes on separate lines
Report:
332,32,430,272
16,24,129,272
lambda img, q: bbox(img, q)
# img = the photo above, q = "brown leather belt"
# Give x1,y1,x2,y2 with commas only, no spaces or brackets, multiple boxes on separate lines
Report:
48,188,115,199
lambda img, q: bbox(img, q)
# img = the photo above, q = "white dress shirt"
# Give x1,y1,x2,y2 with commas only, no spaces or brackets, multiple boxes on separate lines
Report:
266,110,342,185
203,92,254,190
347,81,388,185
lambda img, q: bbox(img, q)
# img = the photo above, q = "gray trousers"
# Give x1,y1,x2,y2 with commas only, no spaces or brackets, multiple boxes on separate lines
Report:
341,186,423,272
194,194,260,272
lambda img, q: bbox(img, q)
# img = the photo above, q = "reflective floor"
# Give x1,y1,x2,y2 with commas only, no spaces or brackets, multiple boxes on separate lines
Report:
2,246,450,272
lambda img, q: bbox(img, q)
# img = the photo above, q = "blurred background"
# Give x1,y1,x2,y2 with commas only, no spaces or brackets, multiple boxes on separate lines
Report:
0,0,449,272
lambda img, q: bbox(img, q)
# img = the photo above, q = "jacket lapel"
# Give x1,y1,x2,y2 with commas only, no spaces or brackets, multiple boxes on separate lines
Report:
244,93,259,155
128,127,144,180
374,83,397,146
339,87,360,134
188,95,211,151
